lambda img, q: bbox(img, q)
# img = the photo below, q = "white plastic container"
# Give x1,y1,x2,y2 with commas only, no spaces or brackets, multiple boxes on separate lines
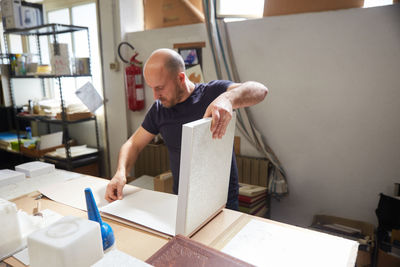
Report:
28,216,104,267
0,198,24,260
0,169,25,187
15,161,55,178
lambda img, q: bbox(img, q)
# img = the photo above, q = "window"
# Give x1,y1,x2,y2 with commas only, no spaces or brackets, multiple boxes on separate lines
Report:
364,0,394,7
216,0,265,19
47,3,103,106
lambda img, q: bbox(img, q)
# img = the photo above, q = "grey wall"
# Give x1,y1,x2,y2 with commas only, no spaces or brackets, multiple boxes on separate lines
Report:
227,5,400,226
116,4,400,227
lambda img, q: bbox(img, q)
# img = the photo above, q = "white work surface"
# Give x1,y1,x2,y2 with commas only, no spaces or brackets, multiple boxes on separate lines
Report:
4,175,359,267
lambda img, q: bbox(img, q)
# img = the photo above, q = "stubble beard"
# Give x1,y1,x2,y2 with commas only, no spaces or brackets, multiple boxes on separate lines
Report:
162,82,184,108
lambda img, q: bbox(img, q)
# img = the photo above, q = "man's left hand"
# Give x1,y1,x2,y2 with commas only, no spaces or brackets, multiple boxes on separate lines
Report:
203,94,233,139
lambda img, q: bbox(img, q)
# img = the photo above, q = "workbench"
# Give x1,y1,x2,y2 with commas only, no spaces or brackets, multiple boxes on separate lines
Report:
2,172,358,267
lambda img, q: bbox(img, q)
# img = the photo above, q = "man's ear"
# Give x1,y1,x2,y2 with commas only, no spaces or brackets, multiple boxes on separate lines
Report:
177,71,186,84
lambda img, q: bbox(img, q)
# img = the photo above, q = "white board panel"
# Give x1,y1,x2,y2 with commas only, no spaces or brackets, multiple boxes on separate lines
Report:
176,114,236,236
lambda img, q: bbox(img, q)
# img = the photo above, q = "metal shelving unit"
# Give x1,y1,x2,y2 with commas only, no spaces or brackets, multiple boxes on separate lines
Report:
3,23,100,172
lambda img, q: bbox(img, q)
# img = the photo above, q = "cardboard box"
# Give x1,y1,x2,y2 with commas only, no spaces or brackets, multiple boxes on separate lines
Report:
263,0,364,17
1,0,23,29
144,0,204,30
73,162,99,177
20,144,64,158
1,0,43,29
134,143,170,177
56,112,93,121
154,171,173,193
377,248,400,267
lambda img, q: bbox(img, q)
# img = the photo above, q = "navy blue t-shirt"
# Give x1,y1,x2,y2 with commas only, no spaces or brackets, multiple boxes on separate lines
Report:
141,80,239,209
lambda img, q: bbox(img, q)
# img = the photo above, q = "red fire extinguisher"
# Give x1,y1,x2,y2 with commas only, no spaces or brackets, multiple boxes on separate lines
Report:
118,42,145,111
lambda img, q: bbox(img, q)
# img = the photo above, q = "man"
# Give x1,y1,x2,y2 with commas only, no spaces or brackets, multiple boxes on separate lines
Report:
105,48,267,210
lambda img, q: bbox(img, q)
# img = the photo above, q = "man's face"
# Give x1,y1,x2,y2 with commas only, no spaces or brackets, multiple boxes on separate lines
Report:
145,69,184,108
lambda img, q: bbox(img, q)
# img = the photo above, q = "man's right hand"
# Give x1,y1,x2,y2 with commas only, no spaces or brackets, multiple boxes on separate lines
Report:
105,174,127,202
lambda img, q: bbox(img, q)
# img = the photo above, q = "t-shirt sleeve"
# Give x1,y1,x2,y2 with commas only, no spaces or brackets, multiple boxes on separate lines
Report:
207,80,234,96
141,102,159,135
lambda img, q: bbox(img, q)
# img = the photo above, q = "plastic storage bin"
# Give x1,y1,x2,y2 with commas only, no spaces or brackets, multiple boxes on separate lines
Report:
28,216,104,267
0,198,24,260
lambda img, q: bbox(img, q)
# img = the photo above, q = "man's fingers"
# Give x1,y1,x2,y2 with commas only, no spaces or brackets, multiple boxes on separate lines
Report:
117,185,123,200
215,110,231,138
211,108,220,135
105,188,114,202
203,106,212,118
105,183,118,202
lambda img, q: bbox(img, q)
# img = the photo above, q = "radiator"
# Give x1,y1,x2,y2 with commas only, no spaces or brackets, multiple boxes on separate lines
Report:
134,144,269,188
134,144,170,177
236,155,269,187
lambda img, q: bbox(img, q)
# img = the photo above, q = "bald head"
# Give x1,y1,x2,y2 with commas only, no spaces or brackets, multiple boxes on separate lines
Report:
143,48,194,108
144,48,185,78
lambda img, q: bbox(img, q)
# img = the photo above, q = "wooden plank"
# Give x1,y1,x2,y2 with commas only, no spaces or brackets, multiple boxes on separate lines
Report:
154,145,161,175
148,145,155,176
250,159,259,186
242,158,251,184
164,145,170,172
236,156,243,183
259,160,268,187
234,136,240,155
173,42,206,49
144,147,151,175
134,152,145,178
161,145,169,172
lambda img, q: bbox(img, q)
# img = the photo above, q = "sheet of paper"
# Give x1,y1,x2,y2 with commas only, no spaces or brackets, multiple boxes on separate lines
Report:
92,249,152,267
176,114,236,236
75,82,103,113
100,190,178,236
221,219,358,267
46,145,98,158
13,248,29,266
39,175,139,211
39,175,176,235
39,131,62,150
50,43,71,75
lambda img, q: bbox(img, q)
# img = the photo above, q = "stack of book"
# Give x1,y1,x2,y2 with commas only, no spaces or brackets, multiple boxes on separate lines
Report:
238,183,268,217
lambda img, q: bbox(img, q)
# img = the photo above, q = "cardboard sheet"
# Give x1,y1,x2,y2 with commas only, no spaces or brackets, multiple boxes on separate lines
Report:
38,175,139,211
39,175,176,236
92,249,151,267
221,218,358,267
